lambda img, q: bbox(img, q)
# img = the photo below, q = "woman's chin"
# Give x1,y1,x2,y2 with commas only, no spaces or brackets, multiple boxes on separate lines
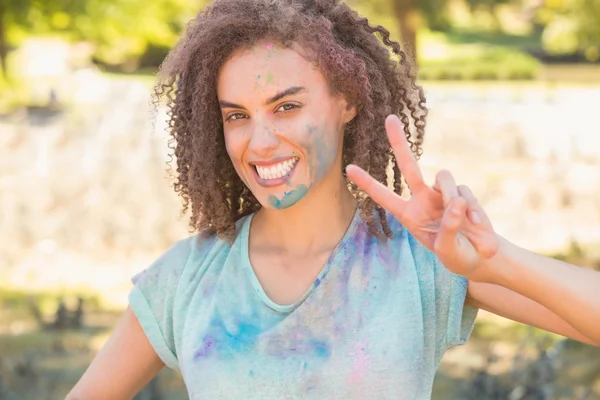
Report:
253,184,310,210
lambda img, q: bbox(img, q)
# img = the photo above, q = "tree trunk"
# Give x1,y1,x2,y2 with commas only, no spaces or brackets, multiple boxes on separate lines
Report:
393,1,419,65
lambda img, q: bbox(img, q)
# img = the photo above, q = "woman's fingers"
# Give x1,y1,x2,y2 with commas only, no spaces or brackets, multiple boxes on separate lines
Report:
346,164,407,218
433,170,459,208
435,184,498,264
457,185,490,227
457,184,498,258
385,115,426,193
434,197,468,261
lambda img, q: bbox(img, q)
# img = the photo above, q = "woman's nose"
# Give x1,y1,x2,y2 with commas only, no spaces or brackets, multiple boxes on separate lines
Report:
248,127,279,157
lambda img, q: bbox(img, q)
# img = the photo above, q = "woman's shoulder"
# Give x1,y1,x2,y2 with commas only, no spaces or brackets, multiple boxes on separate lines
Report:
132,214,252,286
377,208,440,269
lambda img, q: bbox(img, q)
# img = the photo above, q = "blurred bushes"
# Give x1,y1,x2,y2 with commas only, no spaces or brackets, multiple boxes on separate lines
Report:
1,0,598,98
550,240,600,271
0,74,26,113
419,48,540,81
0,51,29,112
0,0,203,68
536,0,600,62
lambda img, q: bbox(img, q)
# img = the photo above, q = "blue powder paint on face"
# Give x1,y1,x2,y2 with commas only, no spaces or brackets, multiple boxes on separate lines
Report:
305,124,337,187
268,184,309,209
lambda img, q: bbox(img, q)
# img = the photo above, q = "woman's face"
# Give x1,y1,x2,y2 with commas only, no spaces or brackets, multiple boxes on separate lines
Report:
217,42,355,210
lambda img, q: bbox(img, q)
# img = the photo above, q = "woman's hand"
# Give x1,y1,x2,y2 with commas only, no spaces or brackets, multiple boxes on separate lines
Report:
347,115,500,282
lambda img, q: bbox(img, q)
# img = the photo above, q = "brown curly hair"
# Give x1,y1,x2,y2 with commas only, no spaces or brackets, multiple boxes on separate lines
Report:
153,0,427,240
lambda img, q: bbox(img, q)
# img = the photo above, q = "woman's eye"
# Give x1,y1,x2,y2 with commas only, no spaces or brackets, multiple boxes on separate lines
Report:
277,103,299,112
227,112,247,121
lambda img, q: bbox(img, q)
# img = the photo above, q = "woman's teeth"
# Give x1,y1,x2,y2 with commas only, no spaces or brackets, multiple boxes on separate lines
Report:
256,157,299,180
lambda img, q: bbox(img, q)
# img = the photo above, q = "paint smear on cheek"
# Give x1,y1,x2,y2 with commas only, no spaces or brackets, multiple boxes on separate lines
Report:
267,184,309,209
304,124,337,186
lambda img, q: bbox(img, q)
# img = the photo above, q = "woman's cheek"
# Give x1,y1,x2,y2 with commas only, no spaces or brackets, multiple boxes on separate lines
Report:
224,134,250,187
304,124,338,186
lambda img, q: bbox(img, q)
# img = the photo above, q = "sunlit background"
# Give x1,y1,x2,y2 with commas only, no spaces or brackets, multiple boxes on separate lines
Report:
1,0,599,399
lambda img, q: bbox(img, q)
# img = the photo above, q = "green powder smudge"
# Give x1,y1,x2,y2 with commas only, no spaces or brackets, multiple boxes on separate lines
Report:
268,185,309,209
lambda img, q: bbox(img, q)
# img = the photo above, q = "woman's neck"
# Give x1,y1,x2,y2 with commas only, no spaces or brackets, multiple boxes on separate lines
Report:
251,176,358,257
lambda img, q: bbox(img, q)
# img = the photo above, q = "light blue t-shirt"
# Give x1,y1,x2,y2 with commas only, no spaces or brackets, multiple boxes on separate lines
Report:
129,209,478,399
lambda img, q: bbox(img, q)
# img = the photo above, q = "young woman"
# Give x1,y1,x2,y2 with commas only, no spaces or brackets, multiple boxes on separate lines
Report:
68,0,600,399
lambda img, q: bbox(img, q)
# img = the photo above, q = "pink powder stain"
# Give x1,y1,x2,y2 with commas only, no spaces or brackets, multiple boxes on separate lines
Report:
347,342,367,385
265,43,275,51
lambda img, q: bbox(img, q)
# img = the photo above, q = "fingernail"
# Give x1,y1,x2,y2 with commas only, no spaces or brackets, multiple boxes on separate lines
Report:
470,211,482,224
451,207,461,216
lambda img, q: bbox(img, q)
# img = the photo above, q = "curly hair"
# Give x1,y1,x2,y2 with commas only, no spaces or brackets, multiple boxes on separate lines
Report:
153,0,427,240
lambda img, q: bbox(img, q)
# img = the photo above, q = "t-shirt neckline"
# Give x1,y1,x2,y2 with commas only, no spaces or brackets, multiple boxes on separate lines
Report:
240,207,362,313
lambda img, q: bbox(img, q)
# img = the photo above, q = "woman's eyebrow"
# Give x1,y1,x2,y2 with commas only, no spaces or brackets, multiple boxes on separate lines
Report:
218,86,306,110
219,100,245,109
265,86,306,105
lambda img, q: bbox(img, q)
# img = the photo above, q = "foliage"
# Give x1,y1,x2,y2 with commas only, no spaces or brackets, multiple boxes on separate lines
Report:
419,51,540,81
0,72,27,112
348,0,525,62
417,30,541,81
536,0,600,61
549,240,600,271
1,0,203,69
384,0,517,32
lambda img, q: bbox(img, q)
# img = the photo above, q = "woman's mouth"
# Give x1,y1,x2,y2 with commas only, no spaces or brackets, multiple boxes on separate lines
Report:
251,156,299,187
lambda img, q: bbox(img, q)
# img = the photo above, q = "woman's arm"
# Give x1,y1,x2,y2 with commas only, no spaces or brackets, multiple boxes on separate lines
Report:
66,307,165,400
346,114,600,347
467,238,600,346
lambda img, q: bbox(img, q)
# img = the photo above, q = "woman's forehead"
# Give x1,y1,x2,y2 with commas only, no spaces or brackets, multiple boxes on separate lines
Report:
222,42,308,74
217,42,325,100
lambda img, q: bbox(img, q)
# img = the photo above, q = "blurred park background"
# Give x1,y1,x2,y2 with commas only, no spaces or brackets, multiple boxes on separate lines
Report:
1,0,600,399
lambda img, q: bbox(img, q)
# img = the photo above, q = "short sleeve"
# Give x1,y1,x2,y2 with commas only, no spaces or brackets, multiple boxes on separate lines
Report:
436,264,478,349
128,237,195,371
406,232,479,360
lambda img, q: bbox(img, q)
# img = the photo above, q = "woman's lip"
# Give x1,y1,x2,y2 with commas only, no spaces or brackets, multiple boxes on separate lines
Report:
249,156,297,167
251,160,299,188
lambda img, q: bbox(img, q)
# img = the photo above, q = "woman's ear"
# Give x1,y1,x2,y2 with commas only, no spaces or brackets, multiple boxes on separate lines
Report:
342,102,357,124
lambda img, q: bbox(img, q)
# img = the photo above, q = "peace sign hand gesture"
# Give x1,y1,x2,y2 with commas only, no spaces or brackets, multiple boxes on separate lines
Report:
346,115,500,282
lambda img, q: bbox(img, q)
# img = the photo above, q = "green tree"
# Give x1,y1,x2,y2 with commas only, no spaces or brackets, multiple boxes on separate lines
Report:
0,0,32,78
390,0,450,61
0,0,202,78
68,0,200,69
464,0,512,30
350,0,513,63
347,0,449,62
537,0,600,61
